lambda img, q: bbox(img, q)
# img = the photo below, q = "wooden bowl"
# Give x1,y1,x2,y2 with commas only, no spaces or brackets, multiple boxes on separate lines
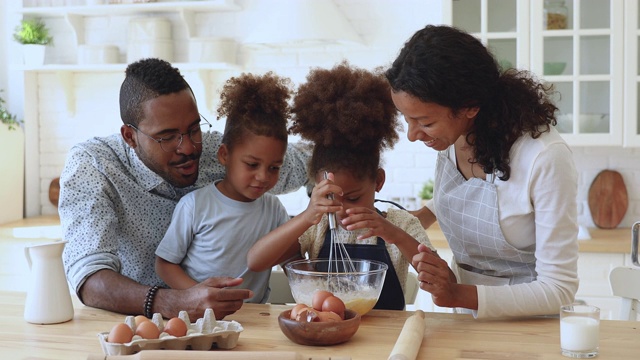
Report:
278,309,361,346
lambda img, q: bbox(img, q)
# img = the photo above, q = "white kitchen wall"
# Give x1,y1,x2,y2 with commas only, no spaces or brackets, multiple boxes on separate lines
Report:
1,0,639,230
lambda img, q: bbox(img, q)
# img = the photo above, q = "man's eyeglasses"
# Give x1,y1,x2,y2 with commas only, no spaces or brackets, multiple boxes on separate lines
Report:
127,115,212,153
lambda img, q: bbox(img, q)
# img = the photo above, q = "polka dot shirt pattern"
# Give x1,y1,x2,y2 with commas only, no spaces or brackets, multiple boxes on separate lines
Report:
59,131,310,295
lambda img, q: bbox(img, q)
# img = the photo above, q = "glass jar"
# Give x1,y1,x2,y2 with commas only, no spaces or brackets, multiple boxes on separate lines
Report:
544,0,568,30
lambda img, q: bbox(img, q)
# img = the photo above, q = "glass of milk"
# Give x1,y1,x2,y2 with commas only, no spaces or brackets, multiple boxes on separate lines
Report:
560,304,600,358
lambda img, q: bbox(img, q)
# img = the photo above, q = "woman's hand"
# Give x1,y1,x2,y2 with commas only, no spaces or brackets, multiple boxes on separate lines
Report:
411,244,472,308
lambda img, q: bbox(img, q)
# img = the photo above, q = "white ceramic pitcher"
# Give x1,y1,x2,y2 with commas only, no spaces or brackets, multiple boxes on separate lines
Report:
24,240,74,324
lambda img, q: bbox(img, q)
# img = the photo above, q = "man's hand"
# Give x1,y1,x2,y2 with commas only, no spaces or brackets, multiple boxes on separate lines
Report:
160,277,253,321
79,270,253,321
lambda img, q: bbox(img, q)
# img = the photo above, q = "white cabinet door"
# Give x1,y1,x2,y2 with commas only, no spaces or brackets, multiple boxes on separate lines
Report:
445,0,530,70
531,0,623,146
574,252,626,320
624,0,640,147
445,0,628,147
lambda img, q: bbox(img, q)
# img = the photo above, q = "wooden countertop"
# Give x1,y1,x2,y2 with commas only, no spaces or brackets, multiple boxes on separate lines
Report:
427,222,633,254
1,291,638,359
0,215,632,256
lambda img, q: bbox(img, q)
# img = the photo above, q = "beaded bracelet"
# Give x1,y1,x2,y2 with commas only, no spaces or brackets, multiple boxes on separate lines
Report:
144,285,160,319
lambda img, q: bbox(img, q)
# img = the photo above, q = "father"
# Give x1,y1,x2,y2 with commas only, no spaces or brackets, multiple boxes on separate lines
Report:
60,58,309,321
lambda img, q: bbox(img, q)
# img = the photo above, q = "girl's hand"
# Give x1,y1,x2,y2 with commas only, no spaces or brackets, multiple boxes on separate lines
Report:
301,172,342,226
341,207,400,242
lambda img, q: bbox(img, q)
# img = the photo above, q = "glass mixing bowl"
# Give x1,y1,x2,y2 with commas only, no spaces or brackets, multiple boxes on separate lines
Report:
284,258,388,316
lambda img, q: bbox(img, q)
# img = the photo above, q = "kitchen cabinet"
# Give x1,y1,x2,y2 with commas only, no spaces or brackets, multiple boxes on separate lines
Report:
624,0,640,146
445,0,530,70
0,126,25,225
575,251,636,320
443,0,635,147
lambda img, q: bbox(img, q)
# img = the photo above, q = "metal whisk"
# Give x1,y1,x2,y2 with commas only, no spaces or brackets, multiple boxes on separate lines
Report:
324,172,356,290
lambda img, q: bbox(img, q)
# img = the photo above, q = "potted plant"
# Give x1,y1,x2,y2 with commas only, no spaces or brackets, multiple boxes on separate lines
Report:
418,179,434,206
0,92,25,224
13,18,53,67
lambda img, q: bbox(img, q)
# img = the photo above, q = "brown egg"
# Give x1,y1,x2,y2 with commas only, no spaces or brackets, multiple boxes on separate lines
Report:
107,323,134,343
321,295,346,319
163,317,188,337
290,303,309,320
312,290,334,311
316,311,342,322
134,315,150,328
135,320,161,339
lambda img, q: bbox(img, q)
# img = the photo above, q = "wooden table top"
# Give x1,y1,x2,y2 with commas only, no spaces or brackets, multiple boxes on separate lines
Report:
1,291,638,360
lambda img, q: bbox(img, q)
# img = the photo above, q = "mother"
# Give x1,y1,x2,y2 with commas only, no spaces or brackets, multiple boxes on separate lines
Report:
385,25,579,318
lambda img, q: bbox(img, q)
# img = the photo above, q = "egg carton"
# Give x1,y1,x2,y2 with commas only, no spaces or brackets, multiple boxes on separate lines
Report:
98,308,243,355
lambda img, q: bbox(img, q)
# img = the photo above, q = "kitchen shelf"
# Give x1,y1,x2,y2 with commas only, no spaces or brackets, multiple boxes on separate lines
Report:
18,0,242,43
17,0,241,16
15,62,241,72
16,62,241,116
541,29,613,37
14,0,244,119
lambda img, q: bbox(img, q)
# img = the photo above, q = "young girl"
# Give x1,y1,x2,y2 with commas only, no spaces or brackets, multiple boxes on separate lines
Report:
155,72,293,303
247,62,435,310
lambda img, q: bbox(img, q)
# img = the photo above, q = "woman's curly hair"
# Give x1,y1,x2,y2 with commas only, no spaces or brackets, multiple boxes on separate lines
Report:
217,72,293,150
385,25,558,181
291,61,401,182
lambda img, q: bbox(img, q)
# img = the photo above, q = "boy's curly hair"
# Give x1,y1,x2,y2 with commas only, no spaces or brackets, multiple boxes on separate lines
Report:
217,72,293,149
291,62,401,182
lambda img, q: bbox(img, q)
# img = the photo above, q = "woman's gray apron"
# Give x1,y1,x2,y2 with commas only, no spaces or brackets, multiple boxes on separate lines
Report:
433,148,536,288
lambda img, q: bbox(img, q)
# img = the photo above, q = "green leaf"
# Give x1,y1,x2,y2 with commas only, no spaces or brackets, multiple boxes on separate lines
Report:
418,179,434,200
13,18,53,45
0,92,23,131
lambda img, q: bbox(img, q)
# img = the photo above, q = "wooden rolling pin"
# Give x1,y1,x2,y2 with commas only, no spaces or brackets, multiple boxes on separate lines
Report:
87,351,350,360
387,310,425,360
